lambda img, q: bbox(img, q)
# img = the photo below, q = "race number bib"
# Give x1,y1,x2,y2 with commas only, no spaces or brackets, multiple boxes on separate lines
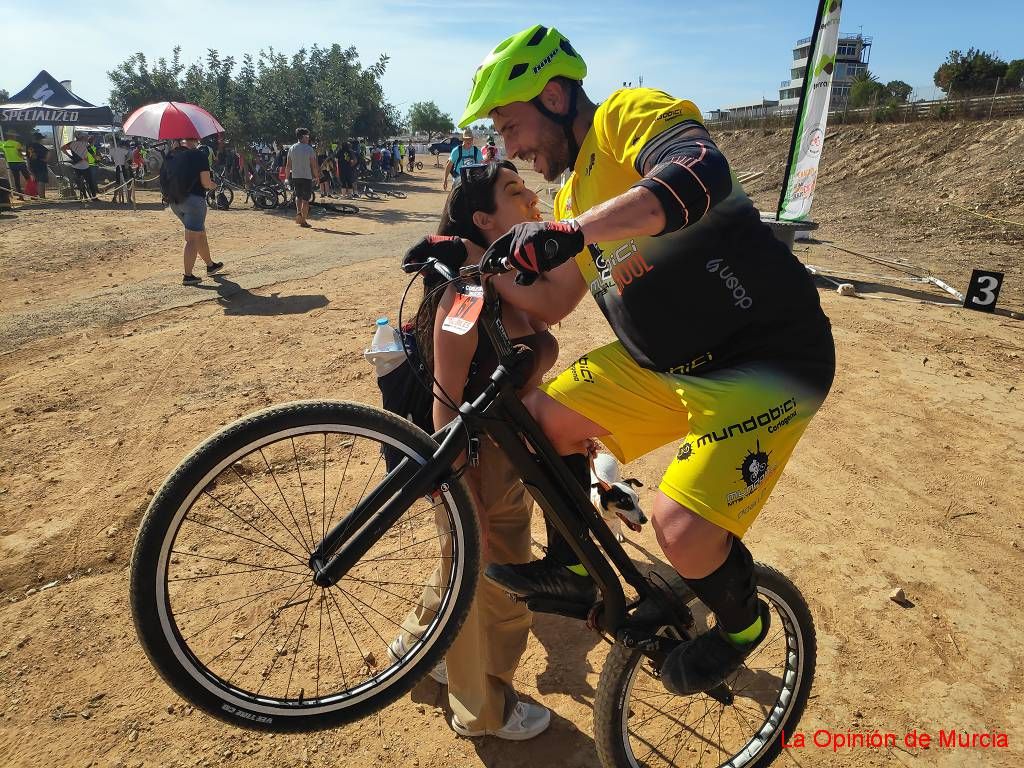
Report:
442,283,484,335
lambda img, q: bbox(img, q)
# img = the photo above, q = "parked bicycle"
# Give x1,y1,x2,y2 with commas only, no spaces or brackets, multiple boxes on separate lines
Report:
131,247,815,768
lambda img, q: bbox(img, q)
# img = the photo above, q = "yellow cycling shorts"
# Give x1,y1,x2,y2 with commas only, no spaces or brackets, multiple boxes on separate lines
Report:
540,341,830,538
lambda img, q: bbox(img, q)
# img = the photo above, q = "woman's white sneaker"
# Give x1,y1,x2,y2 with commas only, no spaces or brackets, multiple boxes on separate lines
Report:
387,634,448,685
451,701,551,741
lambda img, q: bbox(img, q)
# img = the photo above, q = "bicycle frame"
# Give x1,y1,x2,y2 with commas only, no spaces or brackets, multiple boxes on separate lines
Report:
309,277,662,640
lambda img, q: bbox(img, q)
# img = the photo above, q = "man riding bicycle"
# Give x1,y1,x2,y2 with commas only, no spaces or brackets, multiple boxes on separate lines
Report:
413,24,834,695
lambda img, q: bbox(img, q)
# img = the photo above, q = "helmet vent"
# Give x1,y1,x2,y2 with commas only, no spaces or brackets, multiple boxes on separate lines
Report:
508,63,529,80
527,26,548,46
560,39,578,58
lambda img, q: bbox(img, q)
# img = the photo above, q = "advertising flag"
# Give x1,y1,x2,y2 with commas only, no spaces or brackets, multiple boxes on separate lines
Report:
777,0,844,221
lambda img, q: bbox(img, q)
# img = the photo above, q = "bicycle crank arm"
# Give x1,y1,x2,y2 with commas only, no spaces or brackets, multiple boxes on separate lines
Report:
309,422,465,587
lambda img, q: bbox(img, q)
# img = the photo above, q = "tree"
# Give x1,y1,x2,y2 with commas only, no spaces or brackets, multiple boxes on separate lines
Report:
885,80,913,103
848,71,887,108
0,89,8,103
934,48,1008,96
1006,59,1024,91
407,101,454,140
108,45,396,146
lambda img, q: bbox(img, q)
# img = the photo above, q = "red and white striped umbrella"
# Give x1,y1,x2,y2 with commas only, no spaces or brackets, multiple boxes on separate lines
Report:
122,101,224,140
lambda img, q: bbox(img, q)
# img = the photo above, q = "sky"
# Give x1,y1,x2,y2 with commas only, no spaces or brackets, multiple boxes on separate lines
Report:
1,0,1020,125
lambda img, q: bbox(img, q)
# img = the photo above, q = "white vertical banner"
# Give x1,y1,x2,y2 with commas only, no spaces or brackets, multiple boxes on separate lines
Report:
777,0,844,221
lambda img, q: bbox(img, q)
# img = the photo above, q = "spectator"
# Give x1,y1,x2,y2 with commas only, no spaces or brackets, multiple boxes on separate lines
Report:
380,144,392,179
27,132,50,198
1,132,30,195
162,137,223,285
407,142,417,172
61,132,93,200
338,139,358,198
85,137,101,198
317,148,333,197
0,151,10,210
285,127,318,227
443,128,482,191
392,140,402,176
482,136,498,163
109,140,133,203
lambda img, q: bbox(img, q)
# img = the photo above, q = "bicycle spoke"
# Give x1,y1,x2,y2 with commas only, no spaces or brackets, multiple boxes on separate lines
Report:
290,437,317,550
260,448,312,554
359,529,453,563
323,588,350,691
185,508,307,568
170,549,307,576
174,576,308,617
285,583,315,698
256,583,315,696
335,586,401,648
325,437,356,534
195,577,307,658
339,576,439,614
182,579,296,644
231,465,311,556
223,579,309,677
322,434,328,542
169,565,310,582
316,592,324,700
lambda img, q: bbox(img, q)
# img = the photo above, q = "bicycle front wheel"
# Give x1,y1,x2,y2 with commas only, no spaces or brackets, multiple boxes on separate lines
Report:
131,400,480,732
594,564,816,768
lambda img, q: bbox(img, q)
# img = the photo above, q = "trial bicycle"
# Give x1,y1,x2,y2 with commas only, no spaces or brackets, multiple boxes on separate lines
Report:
130,246,816,768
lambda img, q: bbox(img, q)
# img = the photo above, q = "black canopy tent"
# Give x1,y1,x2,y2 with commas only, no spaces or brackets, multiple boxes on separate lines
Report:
0,70,114,126
1,70,117,200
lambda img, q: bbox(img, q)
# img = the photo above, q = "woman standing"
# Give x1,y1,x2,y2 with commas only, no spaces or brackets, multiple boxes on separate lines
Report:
394,161,561,740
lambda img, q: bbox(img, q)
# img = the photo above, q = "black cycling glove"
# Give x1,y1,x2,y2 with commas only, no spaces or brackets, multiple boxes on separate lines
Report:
484,220,584,285
402,235,468,282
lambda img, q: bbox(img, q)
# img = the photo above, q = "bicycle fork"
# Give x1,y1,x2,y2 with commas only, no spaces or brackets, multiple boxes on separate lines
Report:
307,421,466,587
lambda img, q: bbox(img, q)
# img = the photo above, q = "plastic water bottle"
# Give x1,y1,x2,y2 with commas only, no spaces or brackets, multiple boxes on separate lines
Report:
364,317,405,377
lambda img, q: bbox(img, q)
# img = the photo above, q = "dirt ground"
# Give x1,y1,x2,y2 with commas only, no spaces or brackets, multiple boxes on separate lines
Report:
1,122,1023,768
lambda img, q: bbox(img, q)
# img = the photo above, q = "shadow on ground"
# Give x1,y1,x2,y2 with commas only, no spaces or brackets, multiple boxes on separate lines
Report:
195,274,329,316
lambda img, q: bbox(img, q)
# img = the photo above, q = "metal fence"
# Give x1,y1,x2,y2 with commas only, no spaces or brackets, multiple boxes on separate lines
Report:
705,92,1024,129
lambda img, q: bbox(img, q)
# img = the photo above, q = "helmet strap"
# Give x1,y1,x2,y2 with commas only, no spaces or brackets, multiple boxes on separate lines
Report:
530,81,581,171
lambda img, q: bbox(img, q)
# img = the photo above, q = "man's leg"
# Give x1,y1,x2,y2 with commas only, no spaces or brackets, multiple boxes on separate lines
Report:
655,494,767,695
484,389,610,605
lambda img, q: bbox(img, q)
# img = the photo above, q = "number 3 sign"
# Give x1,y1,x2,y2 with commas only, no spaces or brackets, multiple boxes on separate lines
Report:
963,269,1004,313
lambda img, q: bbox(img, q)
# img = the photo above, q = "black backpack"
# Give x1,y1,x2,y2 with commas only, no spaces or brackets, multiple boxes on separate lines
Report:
159,151,191,204
377,326,435,472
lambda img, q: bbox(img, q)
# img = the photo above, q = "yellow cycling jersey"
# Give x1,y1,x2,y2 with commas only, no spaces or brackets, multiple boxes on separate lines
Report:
554,87,831,376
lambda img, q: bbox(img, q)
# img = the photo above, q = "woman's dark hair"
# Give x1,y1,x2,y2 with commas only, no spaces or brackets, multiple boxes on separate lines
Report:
413,161,516,373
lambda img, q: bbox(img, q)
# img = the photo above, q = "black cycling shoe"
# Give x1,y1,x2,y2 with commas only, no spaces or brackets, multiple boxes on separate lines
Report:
485,559,598,606
660,599,771,696
206,261,224,275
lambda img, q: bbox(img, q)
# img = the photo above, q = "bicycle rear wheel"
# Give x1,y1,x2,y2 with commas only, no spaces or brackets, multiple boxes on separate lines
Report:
131,400,479,732
594,564,815,768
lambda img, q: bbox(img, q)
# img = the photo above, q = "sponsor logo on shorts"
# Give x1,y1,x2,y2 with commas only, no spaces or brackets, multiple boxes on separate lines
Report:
569,355,596,384
695,398,796,448
726,440,775,507
676,441,693,461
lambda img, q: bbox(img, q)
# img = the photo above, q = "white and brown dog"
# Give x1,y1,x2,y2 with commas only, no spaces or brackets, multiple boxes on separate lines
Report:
589,451,647,542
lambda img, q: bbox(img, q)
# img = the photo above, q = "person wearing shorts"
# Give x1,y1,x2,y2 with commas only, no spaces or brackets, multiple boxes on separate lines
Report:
166,138,223,285
285,128,318,227
417,24,836,697
27,133,49,198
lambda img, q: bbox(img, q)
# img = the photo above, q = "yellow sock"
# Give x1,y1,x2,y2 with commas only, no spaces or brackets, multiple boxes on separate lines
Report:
727,615,762,645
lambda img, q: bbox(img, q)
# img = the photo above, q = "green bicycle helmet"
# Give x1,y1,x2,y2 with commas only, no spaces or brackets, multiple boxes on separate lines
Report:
459,24,587,128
